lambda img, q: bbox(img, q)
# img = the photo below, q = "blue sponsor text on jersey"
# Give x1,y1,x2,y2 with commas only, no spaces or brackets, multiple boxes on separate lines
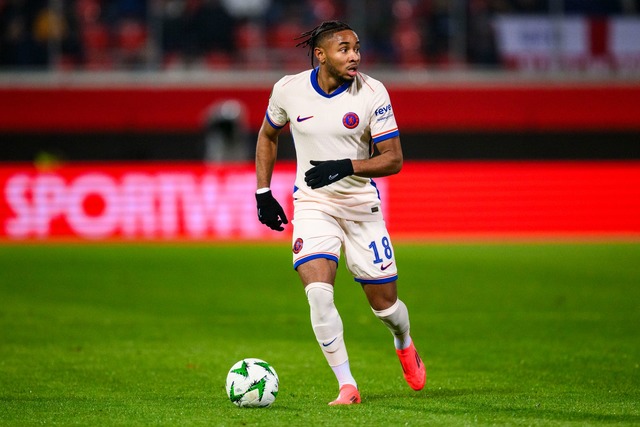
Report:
375,104,392,116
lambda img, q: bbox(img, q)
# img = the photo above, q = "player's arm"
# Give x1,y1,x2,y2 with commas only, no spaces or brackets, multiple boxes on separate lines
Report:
304,136,403,189
352,136,403,178
255,117,288,231
256,117,281,189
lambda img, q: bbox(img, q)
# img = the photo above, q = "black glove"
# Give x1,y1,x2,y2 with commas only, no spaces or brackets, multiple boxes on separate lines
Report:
256,190,288,231
304,159,354,189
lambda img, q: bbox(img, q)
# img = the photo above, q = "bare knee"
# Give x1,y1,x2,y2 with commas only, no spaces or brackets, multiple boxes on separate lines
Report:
297,258,338,288
361,282,398,311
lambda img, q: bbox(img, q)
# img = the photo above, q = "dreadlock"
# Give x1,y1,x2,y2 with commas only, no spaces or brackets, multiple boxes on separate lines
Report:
295,21,354,68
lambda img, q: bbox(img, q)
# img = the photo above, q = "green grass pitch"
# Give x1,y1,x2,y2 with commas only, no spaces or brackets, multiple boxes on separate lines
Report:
1,242,639,426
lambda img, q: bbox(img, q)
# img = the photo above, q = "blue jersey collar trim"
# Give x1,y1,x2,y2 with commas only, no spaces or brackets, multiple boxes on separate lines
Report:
310,67,351,98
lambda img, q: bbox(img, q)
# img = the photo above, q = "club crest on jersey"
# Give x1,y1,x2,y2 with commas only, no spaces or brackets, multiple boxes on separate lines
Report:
293,238,304,254
342,112,359,129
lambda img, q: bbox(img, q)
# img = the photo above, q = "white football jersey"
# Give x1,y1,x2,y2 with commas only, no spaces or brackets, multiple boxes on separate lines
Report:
266,67,399,221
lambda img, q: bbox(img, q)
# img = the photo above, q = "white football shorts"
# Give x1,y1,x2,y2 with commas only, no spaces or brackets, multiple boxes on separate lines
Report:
292,209,398,284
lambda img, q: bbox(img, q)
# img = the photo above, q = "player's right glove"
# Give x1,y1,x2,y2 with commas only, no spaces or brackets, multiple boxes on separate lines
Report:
256,190,288,231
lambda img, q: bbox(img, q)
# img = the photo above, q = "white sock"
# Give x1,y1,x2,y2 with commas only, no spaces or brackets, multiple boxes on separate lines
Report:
305,282,355,386
372,299,412,350
331,360,357,388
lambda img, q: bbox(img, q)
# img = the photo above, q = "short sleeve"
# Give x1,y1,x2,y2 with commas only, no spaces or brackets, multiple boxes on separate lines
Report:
265,81,289,129
369,84,399,144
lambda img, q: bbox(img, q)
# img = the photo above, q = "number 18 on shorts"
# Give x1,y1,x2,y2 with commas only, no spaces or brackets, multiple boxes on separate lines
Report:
292,210,398,285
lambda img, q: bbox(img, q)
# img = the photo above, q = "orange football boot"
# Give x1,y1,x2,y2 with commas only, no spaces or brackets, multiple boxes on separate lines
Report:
328,384,361,406
396,342,426,391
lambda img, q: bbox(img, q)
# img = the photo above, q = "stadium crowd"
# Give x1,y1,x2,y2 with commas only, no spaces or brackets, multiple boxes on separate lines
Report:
1,0,639,70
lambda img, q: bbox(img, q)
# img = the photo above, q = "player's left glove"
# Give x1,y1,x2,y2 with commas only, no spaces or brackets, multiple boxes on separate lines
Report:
304,159,354,189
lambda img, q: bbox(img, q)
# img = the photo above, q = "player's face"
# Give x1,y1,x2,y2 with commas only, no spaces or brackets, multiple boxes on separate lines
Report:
321,30,360,82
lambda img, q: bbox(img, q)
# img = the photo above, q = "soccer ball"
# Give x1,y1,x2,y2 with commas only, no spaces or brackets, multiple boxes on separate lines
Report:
225,358,279,407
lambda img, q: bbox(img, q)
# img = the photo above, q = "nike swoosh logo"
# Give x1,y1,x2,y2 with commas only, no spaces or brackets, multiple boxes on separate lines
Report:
322,337,338,347
296,115,314,122
381,262,393,271
328,174,339,181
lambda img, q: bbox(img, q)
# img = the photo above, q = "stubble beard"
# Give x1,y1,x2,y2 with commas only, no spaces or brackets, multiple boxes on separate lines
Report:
324,60,353,86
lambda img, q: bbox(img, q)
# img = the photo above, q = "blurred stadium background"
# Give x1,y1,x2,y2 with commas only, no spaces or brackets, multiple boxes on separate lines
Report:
1,0,639,241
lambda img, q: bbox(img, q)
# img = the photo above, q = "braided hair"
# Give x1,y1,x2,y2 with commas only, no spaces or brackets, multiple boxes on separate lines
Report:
295,21,354,68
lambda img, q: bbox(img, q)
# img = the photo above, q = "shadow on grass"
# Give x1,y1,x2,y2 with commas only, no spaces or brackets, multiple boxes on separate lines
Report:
363,386,507,402
362,388,640,424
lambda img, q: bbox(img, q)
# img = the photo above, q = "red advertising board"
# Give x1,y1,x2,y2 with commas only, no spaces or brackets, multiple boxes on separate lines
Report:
387,162,640,238
1,83,640,133
0,162,296,241
1,161,638,241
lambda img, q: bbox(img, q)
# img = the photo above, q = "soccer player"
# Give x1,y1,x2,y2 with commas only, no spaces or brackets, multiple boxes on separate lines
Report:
254,20,425,405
